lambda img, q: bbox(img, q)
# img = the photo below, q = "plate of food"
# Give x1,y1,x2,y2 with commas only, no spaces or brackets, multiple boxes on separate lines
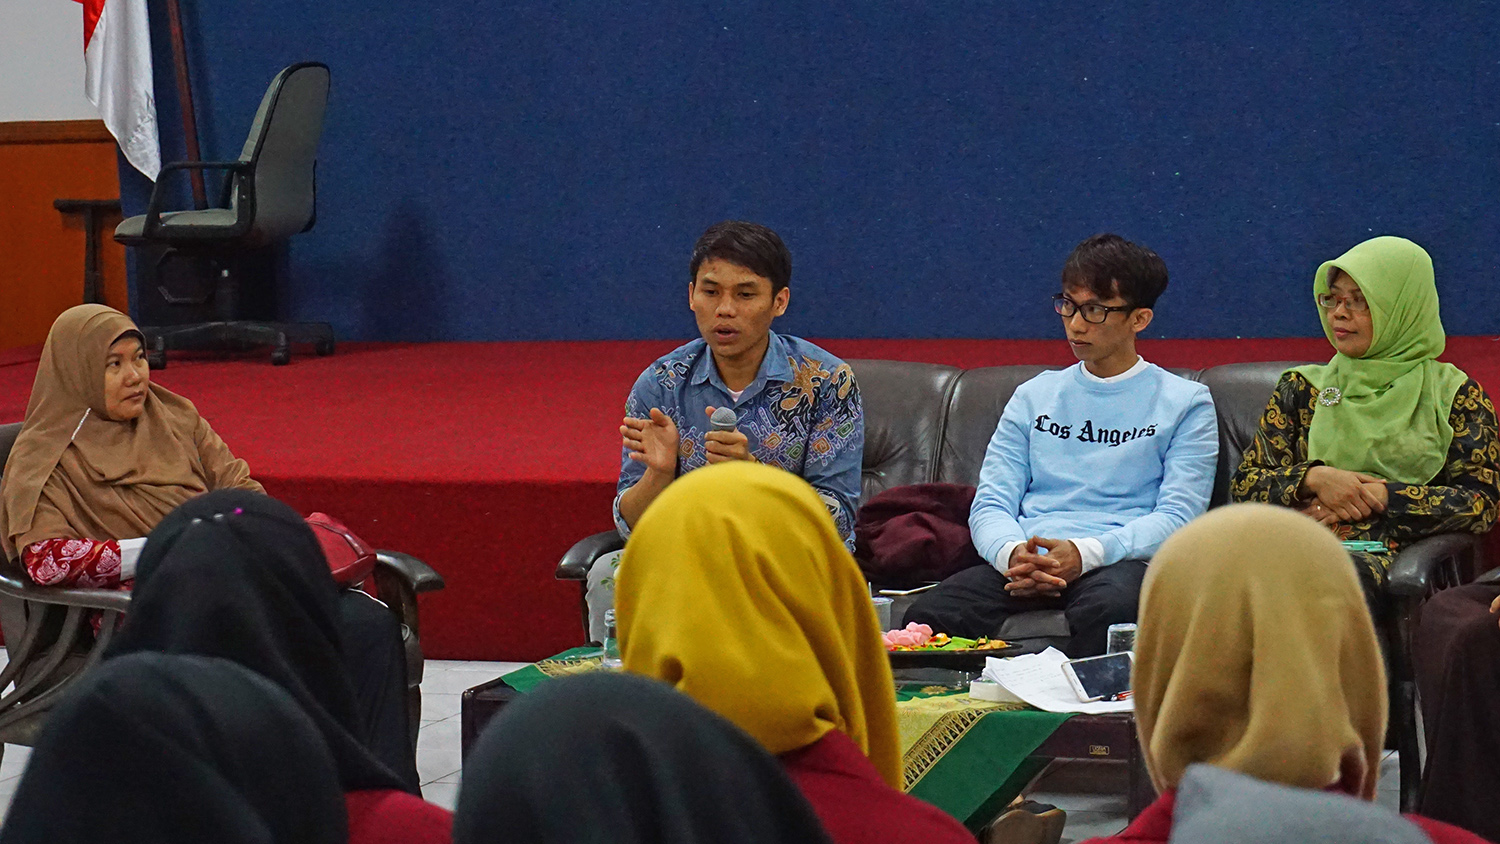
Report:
883,623,1021,669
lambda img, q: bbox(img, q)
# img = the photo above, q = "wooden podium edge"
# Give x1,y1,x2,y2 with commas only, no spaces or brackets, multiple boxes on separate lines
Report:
0,120,112,146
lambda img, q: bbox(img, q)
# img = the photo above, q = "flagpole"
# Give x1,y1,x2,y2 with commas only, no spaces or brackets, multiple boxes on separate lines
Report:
164,0,206,209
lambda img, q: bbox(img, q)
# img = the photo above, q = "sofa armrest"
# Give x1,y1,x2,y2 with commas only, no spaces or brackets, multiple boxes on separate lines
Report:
0,565,134,612
374,550,445,595
557,531,624,581
1385,534,1483,599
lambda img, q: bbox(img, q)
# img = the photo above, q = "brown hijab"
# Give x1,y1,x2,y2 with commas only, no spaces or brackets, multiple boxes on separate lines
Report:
1133,503,1387,801
0,306,260,558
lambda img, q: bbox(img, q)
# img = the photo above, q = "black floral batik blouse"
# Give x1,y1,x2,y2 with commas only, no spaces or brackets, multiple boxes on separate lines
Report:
1230,372,1500,588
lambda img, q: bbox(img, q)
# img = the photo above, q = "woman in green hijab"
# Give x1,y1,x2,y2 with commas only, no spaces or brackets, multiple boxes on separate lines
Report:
1230,235,1500,606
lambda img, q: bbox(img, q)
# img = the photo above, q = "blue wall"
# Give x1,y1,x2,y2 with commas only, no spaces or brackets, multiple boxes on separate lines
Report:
123,1,1500,342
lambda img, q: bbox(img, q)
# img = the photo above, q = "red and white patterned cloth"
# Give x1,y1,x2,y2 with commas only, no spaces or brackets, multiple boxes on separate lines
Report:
22,538,124,589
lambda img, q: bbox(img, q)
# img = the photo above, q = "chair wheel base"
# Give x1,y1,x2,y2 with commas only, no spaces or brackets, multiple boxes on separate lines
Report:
139,321,334,367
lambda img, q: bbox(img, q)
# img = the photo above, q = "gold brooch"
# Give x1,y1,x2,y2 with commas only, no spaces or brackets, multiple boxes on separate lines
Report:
1317,387,1343,407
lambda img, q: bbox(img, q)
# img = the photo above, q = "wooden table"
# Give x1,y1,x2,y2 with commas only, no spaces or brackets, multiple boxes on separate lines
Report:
461,657,1154,823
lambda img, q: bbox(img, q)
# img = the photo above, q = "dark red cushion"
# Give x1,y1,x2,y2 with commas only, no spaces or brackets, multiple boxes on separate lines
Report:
306,513,377,585
854,483,987,586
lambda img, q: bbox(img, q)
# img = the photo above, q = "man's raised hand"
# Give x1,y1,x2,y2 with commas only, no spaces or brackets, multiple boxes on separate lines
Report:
621,408,679,474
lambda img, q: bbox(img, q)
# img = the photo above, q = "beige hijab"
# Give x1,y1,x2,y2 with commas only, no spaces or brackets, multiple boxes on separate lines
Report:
1134,503,1387,800
1,306,258,558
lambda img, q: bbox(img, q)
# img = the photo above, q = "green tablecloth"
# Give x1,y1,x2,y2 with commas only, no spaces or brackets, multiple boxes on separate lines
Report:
498,647,604,693
498,651,1071,829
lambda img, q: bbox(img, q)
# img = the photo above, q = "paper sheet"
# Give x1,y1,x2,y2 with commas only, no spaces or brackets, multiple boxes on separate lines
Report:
982,647,1133,714
118,537,146,581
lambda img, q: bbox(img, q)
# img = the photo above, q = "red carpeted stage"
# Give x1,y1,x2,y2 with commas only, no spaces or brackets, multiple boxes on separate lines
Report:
3,336,1497,661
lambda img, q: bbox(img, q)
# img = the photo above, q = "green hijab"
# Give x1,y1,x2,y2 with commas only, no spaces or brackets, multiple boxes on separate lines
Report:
1291,236,1468,485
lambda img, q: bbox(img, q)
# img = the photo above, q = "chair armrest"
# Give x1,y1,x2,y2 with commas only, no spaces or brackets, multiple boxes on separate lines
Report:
557,531,624,581
374,550,445,595
1477,566,1500,585
1385,533,1483,598
143,160,252,235
0,567,133,612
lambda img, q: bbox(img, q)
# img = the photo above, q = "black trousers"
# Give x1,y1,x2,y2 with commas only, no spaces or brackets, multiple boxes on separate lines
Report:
1349,549,1387,624
904,560,1149,658
1413,582,1500,841
339,590,419,791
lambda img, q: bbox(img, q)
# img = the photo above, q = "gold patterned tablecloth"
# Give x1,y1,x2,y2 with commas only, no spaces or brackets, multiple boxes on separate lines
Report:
498,652,1070,828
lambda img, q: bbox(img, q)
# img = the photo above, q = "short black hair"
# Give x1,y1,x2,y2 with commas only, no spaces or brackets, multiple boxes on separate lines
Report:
689,221,792,295
1060,233,1169,309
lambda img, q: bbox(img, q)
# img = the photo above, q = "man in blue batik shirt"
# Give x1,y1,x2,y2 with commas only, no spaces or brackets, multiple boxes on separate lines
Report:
585,220,864,641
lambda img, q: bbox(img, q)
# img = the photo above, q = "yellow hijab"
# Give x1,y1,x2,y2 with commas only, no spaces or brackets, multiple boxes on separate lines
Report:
615,462,902,788
1134,503,1387,800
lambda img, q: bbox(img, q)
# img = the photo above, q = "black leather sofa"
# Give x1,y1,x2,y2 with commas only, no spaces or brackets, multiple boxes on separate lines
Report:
558,358,1486,810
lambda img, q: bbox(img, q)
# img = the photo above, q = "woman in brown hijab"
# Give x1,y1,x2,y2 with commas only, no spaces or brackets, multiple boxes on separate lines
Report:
1,305,261,584
0,305,419,790
1079,504,1485,844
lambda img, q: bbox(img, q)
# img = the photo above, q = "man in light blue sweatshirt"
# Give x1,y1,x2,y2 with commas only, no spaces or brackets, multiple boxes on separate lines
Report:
906,234,1218,656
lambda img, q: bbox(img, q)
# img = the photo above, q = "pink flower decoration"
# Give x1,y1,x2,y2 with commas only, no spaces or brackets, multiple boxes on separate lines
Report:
882,622,934,649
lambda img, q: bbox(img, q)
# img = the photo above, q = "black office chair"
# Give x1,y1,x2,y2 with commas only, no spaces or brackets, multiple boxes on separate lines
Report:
115,62,335,367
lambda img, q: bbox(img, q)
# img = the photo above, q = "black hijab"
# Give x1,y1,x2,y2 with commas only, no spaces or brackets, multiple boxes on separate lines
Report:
106,489,411,793
0,653,347,844
455,671,835,844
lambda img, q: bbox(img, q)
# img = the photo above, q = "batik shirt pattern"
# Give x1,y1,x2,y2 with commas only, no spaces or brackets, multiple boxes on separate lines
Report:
1230,371,1500,589
614,333,864,546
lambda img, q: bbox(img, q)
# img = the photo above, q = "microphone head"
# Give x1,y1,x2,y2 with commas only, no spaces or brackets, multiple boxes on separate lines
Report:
709,407,739,432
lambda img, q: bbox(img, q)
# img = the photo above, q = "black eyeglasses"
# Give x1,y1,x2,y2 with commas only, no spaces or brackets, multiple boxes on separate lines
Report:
1052,294,1135,324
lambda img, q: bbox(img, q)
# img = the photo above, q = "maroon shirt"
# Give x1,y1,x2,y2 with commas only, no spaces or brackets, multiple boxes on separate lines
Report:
346,790,452,844
780,729,977,844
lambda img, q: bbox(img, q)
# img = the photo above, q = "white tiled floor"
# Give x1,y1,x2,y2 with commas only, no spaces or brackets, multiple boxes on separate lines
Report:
413,659,526,808
0,657,1410,832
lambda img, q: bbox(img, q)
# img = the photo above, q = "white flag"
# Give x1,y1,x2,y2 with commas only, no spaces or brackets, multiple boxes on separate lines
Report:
78,0,161,180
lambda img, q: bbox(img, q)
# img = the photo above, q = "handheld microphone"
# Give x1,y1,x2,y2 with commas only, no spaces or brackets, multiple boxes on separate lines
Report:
709,407,739,433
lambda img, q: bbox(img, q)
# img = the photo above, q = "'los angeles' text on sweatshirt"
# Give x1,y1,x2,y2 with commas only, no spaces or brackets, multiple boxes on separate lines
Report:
969,360,1219,570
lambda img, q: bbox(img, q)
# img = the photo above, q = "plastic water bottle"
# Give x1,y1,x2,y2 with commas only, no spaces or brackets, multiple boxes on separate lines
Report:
601,609,623,669
1106,622,1138,654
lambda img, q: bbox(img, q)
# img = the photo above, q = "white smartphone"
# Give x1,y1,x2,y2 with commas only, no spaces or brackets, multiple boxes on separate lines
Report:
1061,652,1134,703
